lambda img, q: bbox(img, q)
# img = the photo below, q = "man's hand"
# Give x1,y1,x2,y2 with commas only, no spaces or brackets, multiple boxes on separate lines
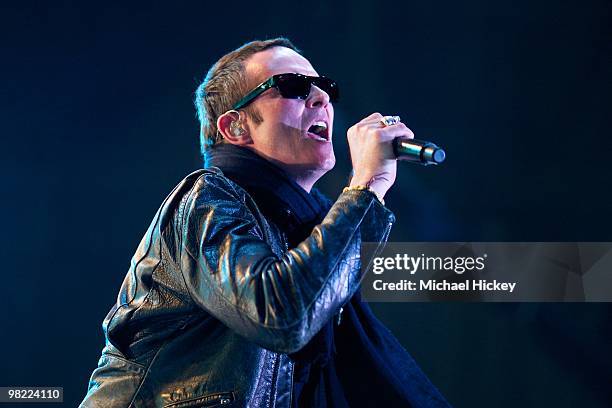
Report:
347,112,414,200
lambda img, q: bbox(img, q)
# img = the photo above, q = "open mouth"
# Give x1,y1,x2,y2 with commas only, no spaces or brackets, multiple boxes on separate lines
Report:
307,121,329,142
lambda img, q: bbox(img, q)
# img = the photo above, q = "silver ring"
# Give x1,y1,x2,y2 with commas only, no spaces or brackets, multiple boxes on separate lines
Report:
380,115,401,127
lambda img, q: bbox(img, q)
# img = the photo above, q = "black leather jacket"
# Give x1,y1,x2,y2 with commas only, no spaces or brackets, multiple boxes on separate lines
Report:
81,168,394,407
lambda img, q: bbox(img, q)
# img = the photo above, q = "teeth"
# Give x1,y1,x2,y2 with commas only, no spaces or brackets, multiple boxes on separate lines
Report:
307,120,329,141
309,133,326,141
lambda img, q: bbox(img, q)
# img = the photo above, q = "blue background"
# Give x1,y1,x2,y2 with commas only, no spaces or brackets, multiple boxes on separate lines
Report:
1,1,611,406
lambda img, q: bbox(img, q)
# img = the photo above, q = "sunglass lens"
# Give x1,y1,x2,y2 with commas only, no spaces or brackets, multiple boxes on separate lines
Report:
277,74,312,99
276,74,339,102
314,77,339,102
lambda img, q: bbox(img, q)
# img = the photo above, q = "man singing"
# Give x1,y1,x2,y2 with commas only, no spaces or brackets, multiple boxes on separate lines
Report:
81,38,449,407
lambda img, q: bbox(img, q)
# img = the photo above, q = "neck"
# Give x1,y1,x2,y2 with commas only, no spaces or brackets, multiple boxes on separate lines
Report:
280,166,325,193
284,167,323,193
245,147,326,193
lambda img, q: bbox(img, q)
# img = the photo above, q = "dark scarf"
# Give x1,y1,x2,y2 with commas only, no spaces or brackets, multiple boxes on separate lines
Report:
205,144,450,408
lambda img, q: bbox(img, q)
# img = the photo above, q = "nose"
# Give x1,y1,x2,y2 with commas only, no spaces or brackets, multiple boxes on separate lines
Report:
305,85,330,108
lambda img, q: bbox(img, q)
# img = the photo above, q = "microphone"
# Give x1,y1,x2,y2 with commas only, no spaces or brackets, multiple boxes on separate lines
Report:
393,138,446,165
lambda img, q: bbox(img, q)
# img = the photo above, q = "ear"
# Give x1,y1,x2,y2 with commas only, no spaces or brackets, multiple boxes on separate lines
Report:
217,110,252,145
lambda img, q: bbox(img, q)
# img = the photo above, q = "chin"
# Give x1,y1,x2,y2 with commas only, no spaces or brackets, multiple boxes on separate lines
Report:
320,155,336,171
307,155,335,176
308,144,334,166
293,153,335,175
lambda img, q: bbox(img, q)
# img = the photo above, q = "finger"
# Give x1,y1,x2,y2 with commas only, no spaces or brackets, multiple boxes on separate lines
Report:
360,112,384,122
357,118,394,128
378,124,415,140
360,116,408,128
359,120,414,136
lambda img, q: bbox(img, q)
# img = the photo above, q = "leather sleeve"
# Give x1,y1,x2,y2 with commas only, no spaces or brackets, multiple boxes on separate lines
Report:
180,173,395,354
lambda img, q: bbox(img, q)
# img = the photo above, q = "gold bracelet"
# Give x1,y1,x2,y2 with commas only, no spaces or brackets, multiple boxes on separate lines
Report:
342,185,385,206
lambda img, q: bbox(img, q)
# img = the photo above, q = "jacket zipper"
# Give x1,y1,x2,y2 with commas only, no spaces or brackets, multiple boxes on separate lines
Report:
269,352,281,406
288,359,294,407
163,391,234,407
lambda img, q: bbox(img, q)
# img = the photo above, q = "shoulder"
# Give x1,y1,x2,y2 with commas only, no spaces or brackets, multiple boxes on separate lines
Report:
174,168,270,236
152,168,254,241
177,168,274,254
179,167,252,213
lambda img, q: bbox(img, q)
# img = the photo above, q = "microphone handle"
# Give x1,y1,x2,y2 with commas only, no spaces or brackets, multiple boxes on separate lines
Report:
393,138,446,165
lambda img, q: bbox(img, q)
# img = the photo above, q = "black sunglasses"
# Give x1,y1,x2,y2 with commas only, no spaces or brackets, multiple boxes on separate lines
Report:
232,73,339,110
